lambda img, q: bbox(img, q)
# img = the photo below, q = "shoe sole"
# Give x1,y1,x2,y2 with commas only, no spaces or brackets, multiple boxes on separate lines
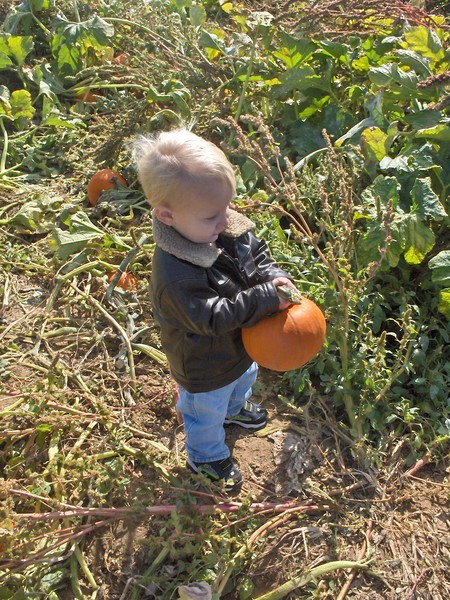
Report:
224,419,267,431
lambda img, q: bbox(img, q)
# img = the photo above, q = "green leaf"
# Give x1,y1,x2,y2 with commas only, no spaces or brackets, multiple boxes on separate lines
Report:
335,117,376,147
415,122,450,142
189,4,206,26
31,63,67,102
198,29,227,56
351,55,371,73
50,212,106,260
51,35,81,76
403,213,435,264
273,32,316,68
2,194,66,233
52,15,113,45
428,250,450,287
369,63,419,98
360,126,389,162
361,175,400,211
0,84,12,116
277,65,330,94
0,34,34,67
297,95,329,119
0,50,14,69
357,220,403,268
42,109,80,129
403,110,442,130
404,26,445,63
317,40,350,63
356,222,387,265
406,143,439,171
36,422,52,433
10,89,35,120
410,177,447,221
33,0,53,9
437,288,450,317
51,15,114,76
3,0,54,34
395,49,432,77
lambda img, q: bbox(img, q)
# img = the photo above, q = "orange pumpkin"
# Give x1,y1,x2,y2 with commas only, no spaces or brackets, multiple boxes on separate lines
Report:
113,52,130,65
87,169,128,206
108,271,138,290
75,91,99,103
242,298,326,371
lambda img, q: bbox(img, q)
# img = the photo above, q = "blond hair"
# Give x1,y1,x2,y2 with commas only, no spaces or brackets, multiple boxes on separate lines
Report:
131,129,236,207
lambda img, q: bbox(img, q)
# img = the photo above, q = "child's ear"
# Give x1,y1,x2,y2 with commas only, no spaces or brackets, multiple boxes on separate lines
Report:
154,205,174,226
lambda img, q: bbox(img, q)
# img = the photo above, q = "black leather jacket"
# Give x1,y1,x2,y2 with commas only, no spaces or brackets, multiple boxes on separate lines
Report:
151,210,290,392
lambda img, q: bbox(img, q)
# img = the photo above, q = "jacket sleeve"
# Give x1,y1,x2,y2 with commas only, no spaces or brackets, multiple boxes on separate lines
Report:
248,232,291,284
155,273,281,337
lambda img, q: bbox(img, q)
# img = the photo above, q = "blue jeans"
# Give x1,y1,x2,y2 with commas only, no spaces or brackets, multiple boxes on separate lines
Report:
177,362,258,463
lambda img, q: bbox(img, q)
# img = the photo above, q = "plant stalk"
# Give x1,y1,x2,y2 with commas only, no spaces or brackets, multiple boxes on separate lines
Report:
254,560,371,600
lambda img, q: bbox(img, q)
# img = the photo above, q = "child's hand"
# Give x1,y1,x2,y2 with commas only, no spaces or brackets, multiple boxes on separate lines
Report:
272,277,302,310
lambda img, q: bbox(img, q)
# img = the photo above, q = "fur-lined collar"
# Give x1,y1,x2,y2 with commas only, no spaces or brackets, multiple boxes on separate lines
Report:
152,208,255,268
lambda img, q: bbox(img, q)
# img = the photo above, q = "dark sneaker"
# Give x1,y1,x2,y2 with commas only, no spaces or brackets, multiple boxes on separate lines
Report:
187,457,243,493
224,399,268,431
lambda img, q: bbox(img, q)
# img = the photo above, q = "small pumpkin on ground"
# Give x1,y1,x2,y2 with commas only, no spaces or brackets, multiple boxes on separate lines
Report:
242,297,326,371
75,91,99,103
108,271,138,290
87,169,128,206
113,52,130,65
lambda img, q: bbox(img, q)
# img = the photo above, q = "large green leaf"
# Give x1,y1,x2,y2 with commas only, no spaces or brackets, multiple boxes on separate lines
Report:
50,211,106,260
437,288,450,317
316,40,350,64
273,32,316,68
189,3,206,26
31,63,67,102
274,65,331,96
410,177,448,221
0,51,14,70
51,15,114,76
403,110,443,130
360,126,389,163
403,213,435,264
395,49,432,77
428,250,450,287
0,86,34,129
356,220,403,268
360,175,400,212
406,143,440,171
198,29,227,57
1,194,66,233
415,122,450,142
335,117,376,147
369,63,419,98
10,89,35,120
403,26,445,63
3,0,54,35
0,34,34,67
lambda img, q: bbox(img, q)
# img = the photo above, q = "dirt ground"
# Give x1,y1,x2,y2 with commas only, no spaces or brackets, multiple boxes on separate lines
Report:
132,367,450,599
79,360,450,600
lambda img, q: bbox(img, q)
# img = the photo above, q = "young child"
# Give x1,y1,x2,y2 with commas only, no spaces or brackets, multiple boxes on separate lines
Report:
132,128,298,493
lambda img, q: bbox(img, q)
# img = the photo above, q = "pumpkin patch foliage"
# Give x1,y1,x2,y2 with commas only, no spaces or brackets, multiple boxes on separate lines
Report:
0,0,449,598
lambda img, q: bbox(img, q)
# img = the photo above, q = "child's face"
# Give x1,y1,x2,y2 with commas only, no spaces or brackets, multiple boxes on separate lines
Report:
155,180,232,244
